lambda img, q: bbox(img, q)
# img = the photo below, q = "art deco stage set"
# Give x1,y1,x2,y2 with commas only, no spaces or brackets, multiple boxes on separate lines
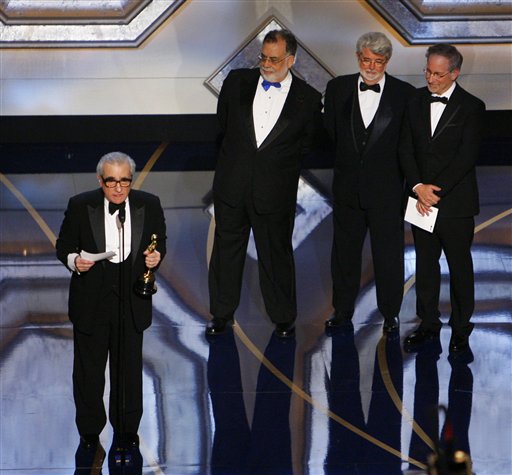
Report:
0,123,510,473
0,1,511,474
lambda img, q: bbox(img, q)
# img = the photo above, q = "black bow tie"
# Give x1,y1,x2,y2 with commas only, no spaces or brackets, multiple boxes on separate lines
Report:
359,82,380,93
430,95,449,104
108,201,126,215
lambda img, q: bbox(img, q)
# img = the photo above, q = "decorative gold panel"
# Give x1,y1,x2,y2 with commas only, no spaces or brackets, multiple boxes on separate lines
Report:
0,0,150,24
366,0,512,44
0,0,186,47
205,16,335,97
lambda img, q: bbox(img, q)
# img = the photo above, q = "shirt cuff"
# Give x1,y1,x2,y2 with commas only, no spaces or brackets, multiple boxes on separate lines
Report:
412,183,423,194
67,252,80,274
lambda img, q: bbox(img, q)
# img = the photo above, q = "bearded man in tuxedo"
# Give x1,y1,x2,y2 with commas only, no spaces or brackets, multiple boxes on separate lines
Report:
324,32,414,333
207,29,322,339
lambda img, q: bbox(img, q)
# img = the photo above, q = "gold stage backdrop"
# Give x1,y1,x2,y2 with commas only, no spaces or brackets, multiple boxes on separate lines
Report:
0,0,510,115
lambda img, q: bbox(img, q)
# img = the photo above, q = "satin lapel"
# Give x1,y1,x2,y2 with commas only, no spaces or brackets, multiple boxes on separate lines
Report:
421,92,433,141
363,83,392,155
130,196,145,265
431,86,461,141
240,72,259,149
349,85,360,154
258,79,299,152
88,192,105,253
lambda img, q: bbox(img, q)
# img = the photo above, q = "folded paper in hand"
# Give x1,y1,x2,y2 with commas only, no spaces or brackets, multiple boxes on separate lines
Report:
404,196,438,233
80,250,116,262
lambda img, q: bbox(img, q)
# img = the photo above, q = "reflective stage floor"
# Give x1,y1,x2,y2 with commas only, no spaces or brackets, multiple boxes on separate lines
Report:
0,166,511,474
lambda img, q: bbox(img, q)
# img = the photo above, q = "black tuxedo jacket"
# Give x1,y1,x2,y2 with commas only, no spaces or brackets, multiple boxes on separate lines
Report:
324,73,415,209
56,188,166,334
400,84,485,217
213,68,322,214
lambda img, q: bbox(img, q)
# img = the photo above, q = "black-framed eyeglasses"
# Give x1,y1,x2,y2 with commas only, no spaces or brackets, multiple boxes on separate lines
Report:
423,68,451,80
257,53,291,65
102,177,132,188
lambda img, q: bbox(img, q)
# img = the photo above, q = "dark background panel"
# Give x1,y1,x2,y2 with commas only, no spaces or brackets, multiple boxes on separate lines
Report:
0,111,509,173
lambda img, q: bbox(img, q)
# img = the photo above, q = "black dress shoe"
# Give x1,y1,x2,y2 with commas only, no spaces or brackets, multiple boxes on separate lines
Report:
325,315,352,328
448,346,474,365
274,321,295,338
383,316,399,333
75,439,105,473
79,434,99,450
113,432,139,448
404,327,439,352
449,334,469,353
325,320,354,337
124,432,139,448
205,318,232,336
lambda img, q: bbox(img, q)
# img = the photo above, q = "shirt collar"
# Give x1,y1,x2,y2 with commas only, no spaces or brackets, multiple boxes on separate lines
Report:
358,73,386,93
432,81,456,100
104,196,129,212
259,71,293,93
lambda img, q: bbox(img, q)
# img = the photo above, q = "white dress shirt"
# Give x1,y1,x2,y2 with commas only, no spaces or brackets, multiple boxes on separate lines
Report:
104,198,131,263
358,75,386,128
67,197,131,272
412,82,457,192
252,72,293,148
430,81,456,135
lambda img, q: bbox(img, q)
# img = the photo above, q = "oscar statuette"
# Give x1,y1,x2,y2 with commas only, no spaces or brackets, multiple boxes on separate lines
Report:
134,234,158,297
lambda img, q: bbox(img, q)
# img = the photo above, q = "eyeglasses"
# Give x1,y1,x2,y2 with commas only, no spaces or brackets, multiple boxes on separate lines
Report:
358,56,387,67
423,68,451,80
258,53,291,65
102,177,132,188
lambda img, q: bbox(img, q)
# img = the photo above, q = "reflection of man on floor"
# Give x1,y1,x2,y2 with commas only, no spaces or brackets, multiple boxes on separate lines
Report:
326,329,403,474
208,331,296,474
56,152,166,451
408,345,473,472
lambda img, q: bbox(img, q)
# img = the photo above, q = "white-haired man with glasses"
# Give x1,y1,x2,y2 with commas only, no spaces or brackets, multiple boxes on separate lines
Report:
56,151,166,452
400,44,485,354
324,32,415,334
207,29,322,339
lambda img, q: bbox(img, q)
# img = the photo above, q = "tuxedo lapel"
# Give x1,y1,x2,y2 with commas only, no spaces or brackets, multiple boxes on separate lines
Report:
258,75,301,152
240,71,259,149
431,85,462,140
349,80,360,154
420,91,433,140
348,74,395,155
87,189,145,264
88,191,105,253
363,79,393,155
129,193,145,264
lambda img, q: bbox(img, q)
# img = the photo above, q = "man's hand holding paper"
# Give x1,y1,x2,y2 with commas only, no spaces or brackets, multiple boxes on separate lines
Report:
75,251,116,273
405,196,438,233
414,183,441,216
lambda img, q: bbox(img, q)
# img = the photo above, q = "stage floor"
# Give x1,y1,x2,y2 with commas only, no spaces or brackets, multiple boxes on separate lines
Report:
0,167,511,474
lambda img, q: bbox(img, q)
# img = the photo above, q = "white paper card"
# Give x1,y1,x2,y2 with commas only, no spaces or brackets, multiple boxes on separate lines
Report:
81,250,116,262
404,196,438,233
